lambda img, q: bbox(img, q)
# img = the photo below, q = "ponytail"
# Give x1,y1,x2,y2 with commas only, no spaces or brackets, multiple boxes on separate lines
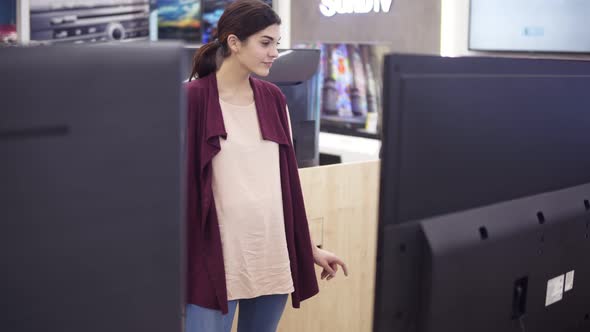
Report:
189,41,221,81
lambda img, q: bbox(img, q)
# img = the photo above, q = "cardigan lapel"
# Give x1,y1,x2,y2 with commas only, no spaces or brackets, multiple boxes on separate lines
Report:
201,74,291,142
199,74,292,177
198,74,225,233
250,76,291,147
201,74,227,173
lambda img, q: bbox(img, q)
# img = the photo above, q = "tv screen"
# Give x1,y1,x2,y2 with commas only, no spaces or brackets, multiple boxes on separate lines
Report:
0,0,16,44
0,0,16,25
296,43,389,138
158,0,201,42
374,53,590,332
469,0,590,53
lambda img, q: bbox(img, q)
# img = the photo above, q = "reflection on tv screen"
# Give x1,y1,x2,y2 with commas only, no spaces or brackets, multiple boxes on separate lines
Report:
298,43,389,135
158,0,201,42
202,0,272,43
0,0,16,25
0,0,16,44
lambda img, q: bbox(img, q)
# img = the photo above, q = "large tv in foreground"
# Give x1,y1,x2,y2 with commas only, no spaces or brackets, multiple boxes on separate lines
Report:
0,43,186,332
374,54,590,332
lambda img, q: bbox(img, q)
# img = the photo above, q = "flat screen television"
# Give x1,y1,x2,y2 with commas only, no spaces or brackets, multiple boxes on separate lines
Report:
158,0,201,42
374,53,590,332
295,42,390,138
469,0,590,53
0,43,186,332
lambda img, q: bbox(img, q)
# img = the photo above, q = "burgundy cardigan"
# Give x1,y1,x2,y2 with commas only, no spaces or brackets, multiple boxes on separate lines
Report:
185,73,319,313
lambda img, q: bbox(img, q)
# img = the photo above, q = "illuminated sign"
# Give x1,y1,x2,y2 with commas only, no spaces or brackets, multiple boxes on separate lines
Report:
319,0,393,17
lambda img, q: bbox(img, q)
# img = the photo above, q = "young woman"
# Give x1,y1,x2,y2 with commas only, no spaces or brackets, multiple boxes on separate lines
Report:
185,1,348,331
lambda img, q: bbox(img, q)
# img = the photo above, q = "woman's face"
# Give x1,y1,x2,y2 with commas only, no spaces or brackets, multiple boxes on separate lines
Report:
233,24,281,77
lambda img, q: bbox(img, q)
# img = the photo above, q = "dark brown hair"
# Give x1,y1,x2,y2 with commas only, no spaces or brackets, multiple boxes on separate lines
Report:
189,0,281,81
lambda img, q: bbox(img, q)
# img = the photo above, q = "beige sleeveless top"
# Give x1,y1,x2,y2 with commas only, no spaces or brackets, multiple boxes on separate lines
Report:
211,98,295,300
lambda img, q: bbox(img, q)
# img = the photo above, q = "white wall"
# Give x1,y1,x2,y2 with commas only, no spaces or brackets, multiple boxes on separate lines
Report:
440,0,468,56
16,0,30,43
273,0,291,48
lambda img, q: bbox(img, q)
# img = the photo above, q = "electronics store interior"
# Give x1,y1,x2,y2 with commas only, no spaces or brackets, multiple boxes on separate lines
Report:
2,1,590,331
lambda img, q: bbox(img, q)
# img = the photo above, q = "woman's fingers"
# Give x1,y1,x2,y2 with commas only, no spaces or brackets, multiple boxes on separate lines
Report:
321,261,336,276
332,257,349,277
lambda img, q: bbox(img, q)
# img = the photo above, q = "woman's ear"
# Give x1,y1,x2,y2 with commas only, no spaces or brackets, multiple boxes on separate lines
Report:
226,34,240,53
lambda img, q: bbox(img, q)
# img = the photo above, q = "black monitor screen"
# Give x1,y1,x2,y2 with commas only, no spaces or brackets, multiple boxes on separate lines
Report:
374,54,590,332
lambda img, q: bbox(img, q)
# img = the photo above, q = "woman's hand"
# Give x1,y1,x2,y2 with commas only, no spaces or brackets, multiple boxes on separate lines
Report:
312,247,348,281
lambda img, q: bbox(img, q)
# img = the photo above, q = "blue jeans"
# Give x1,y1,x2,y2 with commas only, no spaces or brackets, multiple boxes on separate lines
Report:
185,294,289,332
